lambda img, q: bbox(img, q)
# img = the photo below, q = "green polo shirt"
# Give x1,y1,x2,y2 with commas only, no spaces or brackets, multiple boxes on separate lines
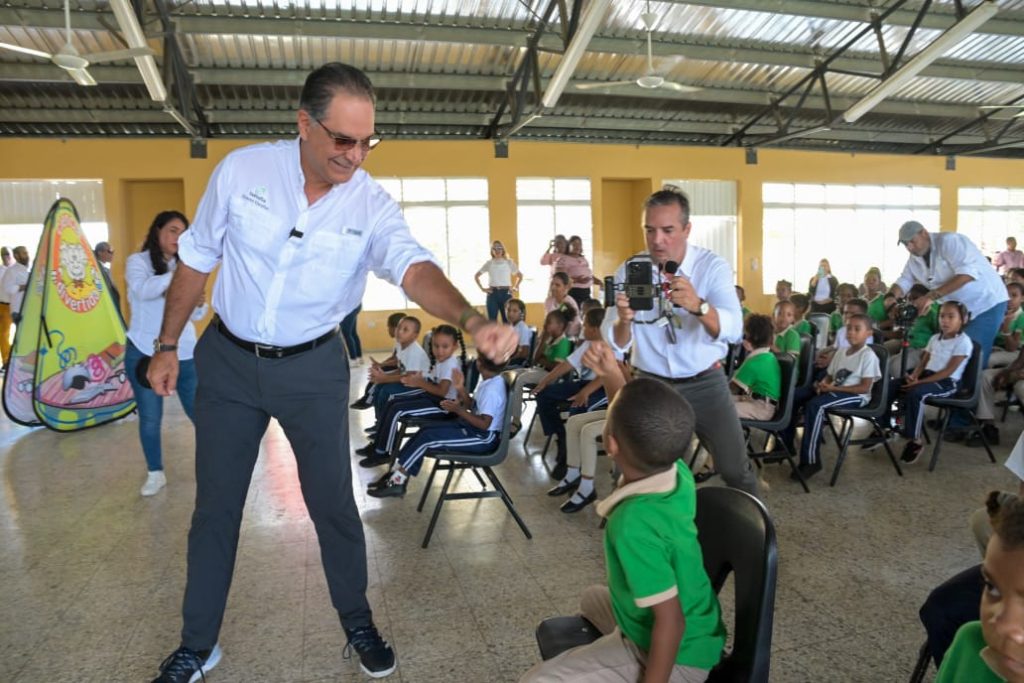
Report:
795,320,813,336
867,295,888,324
775,326,801,355
830,310,842,332
733,348,781,401
935,622,1002,683
907,303,940,349
741,305,751,319
995,309,1024,348
543,336,571,364
603,462,726,669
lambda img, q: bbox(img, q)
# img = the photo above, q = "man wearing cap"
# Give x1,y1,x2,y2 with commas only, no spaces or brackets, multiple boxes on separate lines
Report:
890,221,1008,435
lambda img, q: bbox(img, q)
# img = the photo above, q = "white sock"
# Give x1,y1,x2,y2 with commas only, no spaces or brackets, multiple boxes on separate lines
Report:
389,470,408,485
562,466,580,485
576,477,594,497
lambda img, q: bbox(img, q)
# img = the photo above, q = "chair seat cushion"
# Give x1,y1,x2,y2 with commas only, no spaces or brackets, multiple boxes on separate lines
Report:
535,616,602,661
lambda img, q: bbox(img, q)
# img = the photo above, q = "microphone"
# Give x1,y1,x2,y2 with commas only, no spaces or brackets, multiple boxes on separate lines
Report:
289,227,304,239
664,260,679,275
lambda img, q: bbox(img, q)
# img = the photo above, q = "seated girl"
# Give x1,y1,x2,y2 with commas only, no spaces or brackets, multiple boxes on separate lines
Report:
510,308,576,431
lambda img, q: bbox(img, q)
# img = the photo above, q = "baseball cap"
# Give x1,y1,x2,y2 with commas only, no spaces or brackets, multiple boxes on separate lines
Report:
898,220,925,244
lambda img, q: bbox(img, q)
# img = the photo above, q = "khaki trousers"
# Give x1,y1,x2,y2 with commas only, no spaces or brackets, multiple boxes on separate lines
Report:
566,410,606,478
0,302,11,363
519,586,710,683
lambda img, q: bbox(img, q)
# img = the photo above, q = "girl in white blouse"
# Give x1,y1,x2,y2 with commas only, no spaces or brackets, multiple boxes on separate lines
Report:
475,240,522,322
124,211,208,497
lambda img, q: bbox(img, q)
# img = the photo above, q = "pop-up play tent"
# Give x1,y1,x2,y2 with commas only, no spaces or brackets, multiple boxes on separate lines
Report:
2,198,135,431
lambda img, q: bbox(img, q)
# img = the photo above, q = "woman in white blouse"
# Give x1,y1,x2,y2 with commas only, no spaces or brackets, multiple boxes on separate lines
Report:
475,240,522,322
124,211,208,497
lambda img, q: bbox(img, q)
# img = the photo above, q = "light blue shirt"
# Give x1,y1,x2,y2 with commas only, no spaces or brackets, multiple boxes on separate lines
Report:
602,243,742,378
179,138,436,346
894,232,1008,318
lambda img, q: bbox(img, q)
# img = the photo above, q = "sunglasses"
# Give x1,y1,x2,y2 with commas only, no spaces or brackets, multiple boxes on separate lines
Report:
314,117,381,153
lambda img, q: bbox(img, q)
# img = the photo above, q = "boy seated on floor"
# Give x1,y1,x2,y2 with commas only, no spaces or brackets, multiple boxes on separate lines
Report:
520,372,726,683
351,311,408,409
367,354,507,498
936,495,1024,683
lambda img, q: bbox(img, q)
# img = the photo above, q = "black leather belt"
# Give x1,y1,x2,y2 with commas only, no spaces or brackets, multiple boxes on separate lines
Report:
491,286,511,291
637,362,722,385
215,317,338,359
751,393,779,405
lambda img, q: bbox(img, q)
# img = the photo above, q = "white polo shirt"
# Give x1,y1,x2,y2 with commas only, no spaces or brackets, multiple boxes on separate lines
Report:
893,232,1008,318
601,245,743,378
178,138,437,347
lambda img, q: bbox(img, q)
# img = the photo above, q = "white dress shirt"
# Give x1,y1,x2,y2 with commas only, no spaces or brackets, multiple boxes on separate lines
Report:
893,232,1008,317
125,252,207,359
178,138,437,347
2,263,29,314
476,258,519,288
601,245,743,378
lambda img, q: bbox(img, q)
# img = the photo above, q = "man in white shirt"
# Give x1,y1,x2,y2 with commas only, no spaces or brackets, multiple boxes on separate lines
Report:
1,246,31,324
891,221,1009,434
0,246,11,364
146,63,518,683
601,187,758,497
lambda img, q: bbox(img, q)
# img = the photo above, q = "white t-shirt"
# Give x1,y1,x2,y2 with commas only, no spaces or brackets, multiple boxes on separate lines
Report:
476,258,519,288
835,325,850,350
514,320,532,347
473,374,507,433
426,355,461,400
814,277,831,302
567,340,624,382
396,341,430,374
924,333,973,381
826,344,881,402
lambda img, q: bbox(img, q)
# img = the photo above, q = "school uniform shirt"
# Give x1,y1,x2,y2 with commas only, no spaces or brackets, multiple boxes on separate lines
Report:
935,621,1002,683
826,345,881,402
829,310,842,332
566,340,624,382
601,245,743,378
425,355,461,400
126,253,208,359
908,303,940,349
395,341,430,374
775,326,801,355
475,258,519,288
2,262,29,315
795,320,813,336
178,138,437,347
596,462,727,669
513,320,532,346
923,333,973,381
732,348,781,401
893,231,1008,319
867,295,888,324
995,307,1024,348
471,374,507,432
542,335,572,365
835,325,851,350
544,295,581,337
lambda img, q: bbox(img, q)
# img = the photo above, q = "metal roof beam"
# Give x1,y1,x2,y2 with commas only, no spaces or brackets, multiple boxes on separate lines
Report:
1,7,1022,84
0,62,988,120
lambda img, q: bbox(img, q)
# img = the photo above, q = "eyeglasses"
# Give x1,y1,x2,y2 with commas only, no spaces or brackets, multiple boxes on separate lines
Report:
313,117,381,153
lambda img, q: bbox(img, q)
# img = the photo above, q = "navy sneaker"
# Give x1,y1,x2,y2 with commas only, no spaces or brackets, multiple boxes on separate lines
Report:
343,623,397,678
152,644,221,683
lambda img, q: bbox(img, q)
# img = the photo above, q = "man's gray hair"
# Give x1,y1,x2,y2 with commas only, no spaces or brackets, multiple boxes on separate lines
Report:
300,63,376,121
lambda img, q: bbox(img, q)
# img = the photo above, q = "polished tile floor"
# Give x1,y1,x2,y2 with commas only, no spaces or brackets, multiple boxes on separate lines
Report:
1,372,1021,683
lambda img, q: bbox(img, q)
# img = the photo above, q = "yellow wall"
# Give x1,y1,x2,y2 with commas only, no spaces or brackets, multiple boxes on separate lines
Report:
2,137,1022,350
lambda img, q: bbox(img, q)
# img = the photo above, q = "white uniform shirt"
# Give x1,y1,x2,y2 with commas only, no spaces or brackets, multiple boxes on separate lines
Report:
514,320,532,347
566,339,624,381
835,325,851,350
125,252,208,359
893,232,1008,318
476,258,519,288
924,332,973,381
0,264,8,304
472,374,507,433
425,355,461,400
395,341,430,374
2,263,29,315
601,245,742,378
826,345,881,402
178,138,436,346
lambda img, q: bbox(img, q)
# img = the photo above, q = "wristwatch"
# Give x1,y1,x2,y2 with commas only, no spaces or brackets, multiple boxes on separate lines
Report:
153,340,178,354
692,299,710,317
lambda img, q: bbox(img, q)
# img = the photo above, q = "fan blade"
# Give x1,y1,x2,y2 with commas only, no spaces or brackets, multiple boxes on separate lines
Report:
979,104,1024,109
574,81,636,90
0,42,53,60
85,46,153,64
68,67,97,86
659,81,702,93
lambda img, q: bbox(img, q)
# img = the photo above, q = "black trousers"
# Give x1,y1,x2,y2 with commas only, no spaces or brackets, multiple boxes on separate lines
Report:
180,325,371,650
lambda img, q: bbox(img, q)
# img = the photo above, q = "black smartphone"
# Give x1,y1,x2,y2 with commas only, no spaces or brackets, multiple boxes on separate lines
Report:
625,260,655,311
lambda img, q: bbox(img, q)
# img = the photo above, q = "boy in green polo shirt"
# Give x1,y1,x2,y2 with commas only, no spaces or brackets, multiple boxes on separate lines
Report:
773,300,801,356
830,283,859,334
520,378,726,683
990,282,1024,368
790,293,813,337
731,314,781,422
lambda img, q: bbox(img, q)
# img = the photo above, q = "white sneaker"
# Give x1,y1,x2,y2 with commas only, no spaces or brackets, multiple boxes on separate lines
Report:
141,470,166,496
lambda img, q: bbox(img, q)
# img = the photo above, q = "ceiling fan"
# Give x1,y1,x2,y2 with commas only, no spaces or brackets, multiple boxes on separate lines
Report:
574,3,700,94
0,0,152,86
978,104,1024,118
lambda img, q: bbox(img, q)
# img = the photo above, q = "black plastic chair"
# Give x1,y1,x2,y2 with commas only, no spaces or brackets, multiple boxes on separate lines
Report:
412,369,532,548
923,341,997,472
741,353,810,493
535,488,778,683
824,344,903,487
795,334,815,392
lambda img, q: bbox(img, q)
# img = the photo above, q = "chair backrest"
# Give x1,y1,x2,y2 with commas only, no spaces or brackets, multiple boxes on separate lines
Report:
807,313,831,349
861,344,891,416
769,352,797,427
526,326,538,361
957,340,983,402
696,487,778,683
796,334,814,389
723,343,740,378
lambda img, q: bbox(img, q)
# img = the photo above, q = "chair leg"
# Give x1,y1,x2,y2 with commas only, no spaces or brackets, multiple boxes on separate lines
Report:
483,467,532,540
471,467,488,490
877,422,903,477
416,459,441,513
422,465,456,548
909,640,931,683
927,410,949,472
829,418,854,487
773,431,810,493
540,434,553,463
523,407,538,454
972,415,997,464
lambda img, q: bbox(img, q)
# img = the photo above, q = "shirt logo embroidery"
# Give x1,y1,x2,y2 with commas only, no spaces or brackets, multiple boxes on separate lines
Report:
344,227,362,237
242,186,269,210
